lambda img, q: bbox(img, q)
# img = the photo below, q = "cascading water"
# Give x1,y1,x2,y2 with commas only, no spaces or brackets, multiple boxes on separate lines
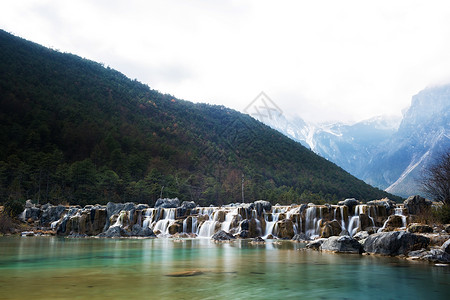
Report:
395,207,407,228
153,208,176,235
263,211,279,238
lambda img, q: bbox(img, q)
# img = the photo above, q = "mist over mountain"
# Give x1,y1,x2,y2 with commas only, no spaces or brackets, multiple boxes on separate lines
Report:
0,30,399,206
261,86,450,198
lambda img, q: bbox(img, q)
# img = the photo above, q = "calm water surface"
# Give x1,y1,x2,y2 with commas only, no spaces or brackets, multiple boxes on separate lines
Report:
0,236,449,299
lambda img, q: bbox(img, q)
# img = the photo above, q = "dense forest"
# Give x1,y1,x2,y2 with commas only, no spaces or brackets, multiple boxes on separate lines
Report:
0,30,402,207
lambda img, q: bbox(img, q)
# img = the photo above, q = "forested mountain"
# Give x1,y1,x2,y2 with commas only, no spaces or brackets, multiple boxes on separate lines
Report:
0,30,400,206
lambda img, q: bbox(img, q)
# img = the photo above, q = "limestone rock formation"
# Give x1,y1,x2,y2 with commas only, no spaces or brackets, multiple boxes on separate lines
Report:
320,236,363,254
363,231,430,256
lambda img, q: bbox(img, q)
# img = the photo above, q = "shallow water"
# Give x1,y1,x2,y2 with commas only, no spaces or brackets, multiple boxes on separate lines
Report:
0,237,449,299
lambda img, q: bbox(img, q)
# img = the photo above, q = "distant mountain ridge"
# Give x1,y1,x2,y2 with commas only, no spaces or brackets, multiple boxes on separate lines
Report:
0,29,399,206
260,86,450,198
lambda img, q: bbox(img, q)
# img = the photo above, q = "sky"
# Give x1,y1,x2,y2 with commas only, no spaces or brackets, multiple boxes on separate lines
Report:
1,0,450,123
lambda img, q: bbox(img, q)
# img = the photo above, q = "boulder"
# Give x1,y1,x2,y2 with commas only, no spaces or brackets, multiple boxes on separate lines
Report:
292,233,309,242
320,236,363,254
251,236,265,243
442,239,450,254
211,230,235,241
404,195,432,215
130,224,156,237
407,223,433,234
176,201,196,217
353,231,369,241
363,231,430,256
320,220,342,238
168,221,182,235
237,230,249,239
408,248,450,263
338,198,359,212
380,215,405,231
20,207,41,222
97,226,129,238
274,219,295,239
40,205,66,226
155,198,180,209
254,200,272,217
306,238,327,250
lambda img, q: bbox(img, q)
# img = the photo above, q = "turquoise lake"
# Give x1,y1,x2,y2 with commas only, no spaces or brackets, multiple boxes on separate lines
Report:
0,237,449,299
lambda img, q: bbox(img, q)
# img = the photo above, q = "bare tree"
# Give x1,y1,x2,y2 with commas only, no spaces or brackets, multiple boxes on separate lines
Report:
421,151,450,205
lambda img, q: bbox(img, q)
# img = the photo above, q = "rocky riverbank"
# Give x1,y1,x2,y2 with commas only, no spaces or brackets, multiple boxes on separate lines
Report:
17,195,450,264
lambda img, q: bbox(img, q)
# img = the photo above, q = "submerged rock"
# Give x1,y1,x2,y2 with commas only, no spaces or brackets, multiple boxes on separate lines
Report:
363,231,430,256
306,238,327,250
320,236,363,254
211,230,235,241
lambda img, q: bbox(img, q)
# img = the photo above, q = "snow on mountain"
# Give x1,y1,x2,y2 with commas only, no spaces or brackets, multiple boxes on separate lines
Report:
255,84,450,198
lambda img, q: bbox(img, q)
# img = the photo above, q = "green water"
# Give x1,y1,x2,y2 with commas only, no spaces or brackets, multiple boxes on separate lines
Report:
0,237,449,299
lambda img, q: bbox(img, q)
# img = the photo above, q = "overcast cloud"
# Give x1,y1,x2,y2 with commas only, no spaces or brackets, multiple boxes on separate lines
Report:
1,0,450,123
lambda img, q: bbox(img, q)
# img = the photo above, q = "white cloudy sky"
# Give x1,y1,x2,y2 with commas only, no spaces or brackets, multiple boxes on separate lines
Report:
1,0,450,123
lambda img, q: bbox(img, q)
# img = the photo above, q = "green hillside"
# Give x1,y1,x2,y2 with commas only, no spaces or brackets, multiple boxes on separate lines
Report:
0,30,402,206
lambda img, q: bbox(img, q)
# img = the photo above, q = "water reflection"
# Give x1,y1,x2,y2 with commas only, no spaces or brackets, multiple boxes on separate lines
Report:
0,237,449,299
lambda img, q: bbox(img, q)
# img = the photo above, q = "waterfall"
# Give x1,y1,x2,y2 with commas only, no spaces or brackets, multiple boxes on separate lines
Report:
152,208,176,235
221,208,238,232
395,208,407,227
305,207,319,238
263,211,279,238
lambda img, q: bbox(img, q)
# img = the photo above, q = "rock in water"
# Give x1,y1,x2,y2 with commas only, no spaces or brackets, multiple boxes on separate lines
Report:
306,238,327,250
131,224,156,237
97,226,129,238
320,236,363,254
211,230,235,241
363,231,430,256
292,233,309,242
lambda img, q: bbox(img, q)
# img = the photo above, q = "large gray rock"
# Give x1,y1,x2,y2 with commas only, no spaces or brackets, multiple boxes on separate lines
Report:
20,207,41,222
306,238,327,250
211,230,235,241
442,239,450,254
97,226,129,238
130,224,156,237
363,231,430,256
40,205,66,226
367,198,396,215
292,233,309,242
338,198,359,212
408,248,450,263
155,198,180,209
404,195,432,215
253,200,272,217
320,236,363,254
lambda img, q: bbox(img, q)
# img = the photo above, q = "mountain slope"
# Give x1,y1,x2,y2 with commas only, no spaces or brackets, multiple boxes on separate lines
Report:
0,30,400,205
365,85,450,196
